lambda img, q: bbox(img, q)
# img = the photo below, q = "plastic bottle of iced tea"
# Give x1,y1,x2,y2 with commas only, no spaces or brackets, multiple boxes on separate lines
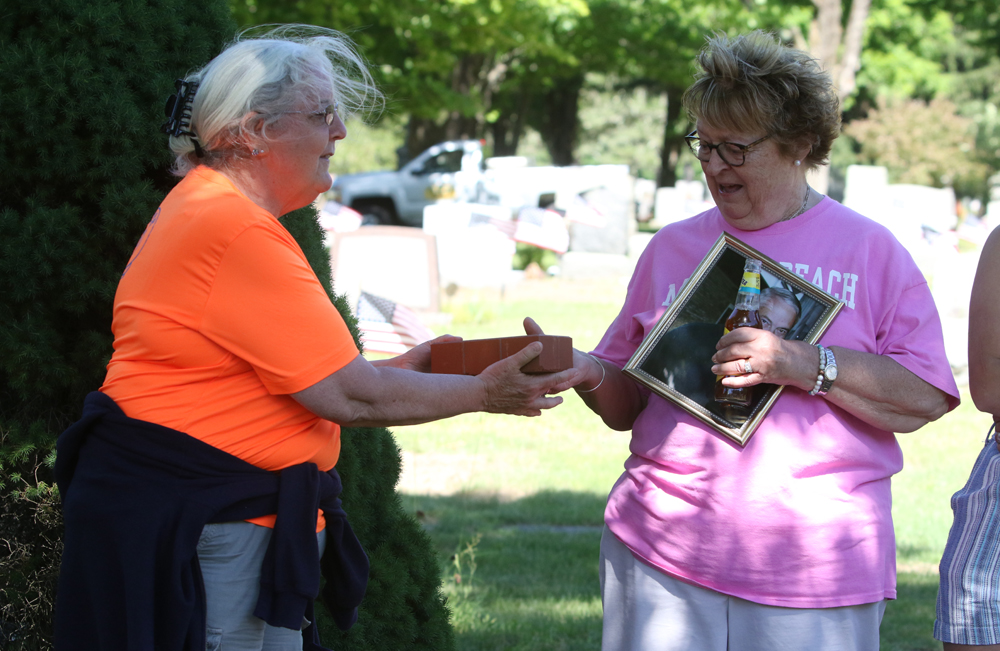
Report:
714,258,763,407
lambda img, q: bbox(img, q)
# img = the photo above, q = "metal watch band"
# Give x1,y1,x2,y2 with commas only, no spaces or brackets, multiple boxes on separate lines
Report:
817,347,837,396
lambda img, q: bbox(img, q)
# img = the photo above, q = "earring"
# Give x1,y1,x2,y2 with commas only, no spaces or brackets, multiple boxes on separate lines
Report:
794,160,801,166
252,149,263,157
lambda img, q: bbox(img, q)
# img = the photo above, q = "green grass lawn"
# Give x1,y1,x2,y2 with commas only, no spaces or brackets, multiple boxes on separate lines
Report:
385,277,988,651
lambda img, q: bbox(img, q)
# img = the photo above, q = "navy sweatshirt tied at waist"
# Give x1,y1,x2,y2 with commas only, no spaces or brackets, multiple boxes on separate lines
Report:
54,391,369,651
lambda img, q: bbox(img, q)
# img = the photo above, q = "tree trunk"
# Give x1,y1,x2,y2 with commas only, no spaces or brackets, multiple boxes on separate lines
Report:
443,54,483,142
656,87,687,188
836,0,871,100
810,0,869,102
806,0,872,193
491,92,528,157
538,74,583,166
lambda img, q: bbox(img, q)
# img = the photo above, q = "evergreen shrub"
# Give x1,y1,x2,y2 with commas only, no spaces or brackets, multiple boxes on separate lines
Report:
1,0,234,645
1,1,452,647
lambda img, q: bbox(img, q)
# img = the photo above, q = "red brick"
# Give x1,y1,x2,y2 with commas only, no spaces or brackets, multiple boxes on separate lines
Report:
430,335,573,375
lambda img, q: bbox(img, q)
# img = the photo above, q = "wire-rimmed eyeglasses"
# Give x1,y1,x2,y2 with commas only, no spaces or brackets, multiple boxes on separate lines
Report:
684,131,770,167
277,101,340,125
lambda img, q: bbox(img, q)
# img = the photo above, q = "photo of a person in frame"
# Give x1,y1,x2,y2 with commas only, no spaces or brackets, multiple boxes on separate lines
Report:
640,286,802,409
759,287,801,339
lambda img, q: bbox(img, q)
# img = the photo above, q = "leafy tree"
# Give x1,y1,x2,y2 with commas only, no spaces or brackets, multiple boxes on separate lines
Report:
591,0,745,186
844,97,989,195
576,75,667,179
232,0,590,160
916,0,1000,56
838,0,1000,200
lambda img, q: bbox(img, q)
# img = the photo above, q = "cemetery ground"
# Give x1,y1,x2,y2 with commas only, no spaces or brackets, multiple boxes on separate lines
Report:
385,275,988,651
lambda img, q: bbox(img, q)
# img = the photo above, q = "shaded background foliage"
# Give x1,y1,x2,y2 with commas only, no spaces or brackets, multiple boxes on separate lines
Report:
0,0,452,648
0,0,233,644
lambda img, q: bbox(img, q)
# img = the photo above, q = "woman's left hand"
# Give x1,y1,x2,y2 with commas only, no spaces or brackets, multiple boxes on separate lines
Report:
373,334,462,373
710,327,816,392
710,326,951,432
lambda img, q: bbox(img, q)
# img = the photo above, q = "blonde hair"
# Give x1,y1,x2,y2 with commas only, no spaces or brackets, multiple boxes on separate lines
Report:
682,30,840,168
169,25,383,176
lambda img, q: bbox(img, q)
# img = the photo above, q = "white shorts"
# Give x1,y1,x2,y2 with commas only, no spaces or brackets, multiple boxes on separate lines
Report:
599,526,885,651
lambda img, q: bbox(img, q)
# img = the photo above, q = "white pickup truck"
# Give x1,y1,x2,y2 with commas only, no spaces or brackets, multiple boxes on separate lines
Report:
329,139,485,226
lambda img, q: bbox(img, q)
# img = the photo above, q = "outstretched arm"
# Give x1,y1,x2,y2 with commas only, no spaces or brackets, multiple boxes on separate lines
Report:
524,317,646,431
293,337,581,427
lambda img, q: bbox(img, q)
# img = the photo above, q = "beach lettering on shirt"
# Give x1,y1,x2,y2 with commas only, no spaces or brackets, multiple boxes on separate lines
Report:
660,265,858,310
778,262,858,309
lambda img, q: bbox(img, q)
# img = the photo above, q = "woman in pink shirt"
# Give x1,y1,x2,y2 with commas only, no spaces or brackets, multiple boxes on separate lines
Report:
532,30,959,650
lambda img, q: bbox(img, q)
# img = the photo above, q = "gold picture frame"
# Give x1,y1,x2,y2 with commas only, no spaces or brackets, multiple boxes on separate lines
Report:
623,233,844,446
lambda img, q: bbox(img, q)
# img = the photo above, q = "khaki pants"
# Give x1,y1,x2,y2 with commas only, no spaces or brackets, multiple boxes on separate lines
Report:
599,526,885,651
197,521,327,651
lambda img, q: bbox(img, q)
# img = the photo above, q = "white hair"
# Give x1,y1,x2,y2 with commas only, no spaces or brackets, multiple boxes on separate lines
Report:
169,24,383,176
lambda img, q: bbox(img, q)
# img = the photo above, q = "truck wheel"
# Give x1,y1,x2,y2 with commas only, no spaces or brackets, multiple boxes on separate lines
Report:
358,204,394,226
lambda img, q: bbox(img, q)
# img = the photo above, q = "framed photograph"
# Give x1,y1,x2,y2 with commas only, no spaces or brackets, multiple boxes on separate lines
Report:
623,233,844,446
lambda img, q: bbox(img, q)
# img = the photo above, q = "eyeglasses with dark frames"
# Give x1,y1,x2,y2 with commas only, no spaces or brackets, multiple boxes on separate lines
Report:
684,131,770,167
276,101,340,125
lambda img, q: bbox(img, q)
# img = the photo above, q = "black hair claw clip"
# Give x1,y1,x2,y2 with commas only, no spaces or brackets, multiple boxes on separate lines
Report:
161,79,204,157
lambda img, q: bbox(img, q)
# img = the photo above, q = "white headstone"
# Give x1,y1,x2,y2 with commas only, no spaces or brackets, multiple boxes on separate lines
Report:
652,187,684,229
329,226,440,312
422,203,516,289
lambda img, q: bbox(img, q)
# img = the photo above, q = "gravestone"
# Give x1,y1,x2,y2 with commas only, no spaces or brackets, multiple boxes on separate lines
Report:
329,226,440,312
564,167,634,255
886,184,957,235
651,187,683,229
421,203,517,289
651,181,713,229
843,165,925,253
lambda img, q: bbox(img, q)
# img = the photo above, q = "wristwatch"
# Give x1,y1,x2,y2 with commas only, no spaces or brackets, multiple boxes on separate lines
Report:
816,346,838,396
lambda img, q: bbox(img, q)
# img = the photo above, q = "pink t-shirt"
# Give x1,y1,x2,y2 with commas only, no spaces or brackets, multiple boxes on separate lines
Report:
594,197,960,608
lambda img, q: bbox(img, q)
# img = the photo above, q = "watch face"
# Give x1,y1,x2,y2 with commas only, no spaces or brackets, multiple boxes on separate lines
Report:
825,365,838,381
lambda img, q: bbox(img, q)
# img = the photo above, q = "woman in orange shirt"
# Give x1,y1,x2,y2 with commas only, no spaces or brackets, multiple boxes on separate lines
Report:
55,26,579,650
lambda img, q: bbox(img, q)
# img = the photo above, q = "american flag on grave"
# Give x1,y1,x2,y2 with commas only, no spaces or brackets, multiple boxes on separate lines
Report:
355,292,435,355
514,207,570,253
564,194,607,228
468,210,517,238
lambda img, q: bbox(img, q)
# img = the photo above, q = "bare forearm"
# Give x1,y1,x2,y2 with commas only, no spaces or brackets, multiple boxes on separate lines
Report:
337,368,492,427
293,346,578,427
297,364,488,427
822,347,950,433
577,355,646,431
713,332,949,432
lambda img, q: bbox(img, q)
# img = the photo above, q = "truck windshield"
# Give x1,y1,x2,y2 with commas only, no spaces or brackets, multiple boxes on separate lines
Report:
421,150,464,174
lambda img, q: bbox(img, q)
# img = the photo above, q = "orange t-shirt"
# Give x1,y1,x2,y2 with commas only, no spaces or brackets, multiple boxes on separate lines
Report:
101,166,359,528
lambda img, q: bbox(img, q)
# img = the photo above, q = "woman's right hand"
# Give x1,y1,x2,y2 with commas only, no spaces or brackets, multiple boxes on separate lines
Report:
522,316,646,430
522,317,603,391
476,342,582,416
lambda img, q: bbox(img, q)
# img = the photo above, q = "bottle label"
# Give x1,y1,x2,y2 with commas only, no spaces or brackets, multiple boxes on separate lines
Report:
739,271,760,294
